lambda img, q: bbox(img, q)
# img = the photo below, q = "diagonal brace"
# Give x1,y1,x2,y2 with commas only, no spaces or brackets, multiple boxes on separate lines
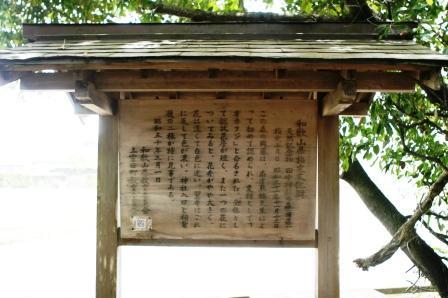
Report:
74,80,115,116
322,80,357,116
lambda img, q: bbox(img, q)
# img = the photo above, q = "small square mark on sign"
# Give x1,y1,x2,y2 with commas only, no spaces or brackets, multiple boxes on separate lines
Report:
131,216,152,231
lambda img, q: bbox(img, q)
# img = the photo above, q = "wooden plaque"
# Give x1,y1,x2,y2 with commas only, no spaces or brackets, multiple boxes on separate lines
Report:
119,99,317,241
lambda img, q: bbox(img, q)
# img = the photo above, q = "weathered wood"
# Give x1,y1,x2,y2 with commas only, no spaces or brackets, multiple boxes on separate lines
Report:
96,115,119,298
119,237,317,248
3,49,444,63
340,93,374,116
19,70,416,93
74,81,114,115
6,43,437,53
0,71,20,87
10,42,434,52
130,91,310,100
1,60,433,72
96,70,340,92
420,68,441,90
119,99,317,241
20,72,75,90
67,92,96,115
322,80,357,116
5,46,436,55
22,22,416,40
339,102,370,116
316,113,340,297
356,72,416,92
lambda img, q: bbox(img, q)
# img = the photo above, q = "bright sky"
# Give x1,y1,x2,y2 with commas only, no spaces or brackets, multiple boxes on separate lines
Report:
0,81,433,298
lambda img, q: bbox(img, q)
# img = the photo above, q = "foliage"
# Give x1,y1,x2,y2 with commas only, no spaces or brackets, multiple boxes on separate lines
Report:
0,0,247,47
335,1,448,256
340,91,448,186
279,0,448,255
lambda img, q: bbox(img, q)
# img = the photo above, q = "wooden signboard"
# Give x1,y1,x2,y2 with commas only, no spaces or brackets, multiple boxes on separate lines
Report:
119,99,317,241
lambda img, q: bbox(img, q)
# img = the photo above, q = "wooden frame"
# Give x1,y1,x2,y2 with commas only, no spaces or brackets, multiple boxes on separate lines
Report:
92,96,340,298
23,22,416,41
96,115,119,298
4,21,442,298
20,70,416,93
119,237,316,247
317,113,340,297
1,60,436,72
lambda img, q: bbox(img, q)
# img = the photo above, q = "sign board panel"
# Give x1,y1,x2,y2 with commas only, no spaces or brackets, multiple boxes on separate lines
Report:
119,99,317,241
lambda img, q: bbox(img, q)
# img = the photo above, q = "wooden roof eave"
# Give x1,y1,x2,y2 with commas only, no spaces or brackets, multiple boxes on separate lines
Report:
0,56,443,73
0,61,429,118
22,22,417,41
14,68,418,93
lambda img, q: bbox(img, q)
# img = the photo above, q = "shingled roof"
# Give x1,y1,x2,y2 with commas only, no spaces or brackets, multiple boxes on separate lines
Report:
0,22,447,71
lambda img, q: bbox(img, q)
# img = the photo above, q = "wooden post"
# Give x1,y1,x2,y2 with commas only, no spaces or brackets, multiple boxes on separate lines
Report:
96,115,119,298
316,114,340,298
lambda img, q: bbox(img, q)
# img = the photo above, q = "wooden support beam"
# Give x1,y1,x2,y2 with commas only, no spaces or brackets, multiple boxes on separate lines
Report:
23,22,416,40
96,115,119,298
20,70,416,93
21,72,75,90
339,102,370,117
316,114,340,298
322,80,357,116
119,237,317,248
74,81,114,115
0,71,20,87
129,91,310,100
67,92,95,115
420,68,441,90
340,93,375,117
2,60,432,73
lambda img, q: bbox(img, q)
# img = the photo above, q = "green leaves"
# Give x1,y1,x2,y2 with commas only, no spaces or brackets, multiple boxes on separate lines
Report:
340,89,448,191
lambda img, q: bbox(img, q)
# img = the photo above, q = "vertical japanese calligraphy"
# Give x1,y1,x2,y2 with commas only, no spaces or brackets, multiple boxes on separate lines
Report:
119,99,317,241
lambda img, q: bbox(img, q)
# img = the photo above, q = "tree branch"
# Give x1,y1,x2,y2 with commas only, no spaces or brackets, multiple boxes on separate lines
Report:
391,97,448,134
418,80,448,111
145,1,318,22
395,118,448,172
341,159,448,296
144,0,387,23
353,170,448,270
421,220,448,246
345,0,381,22
428,211,448,220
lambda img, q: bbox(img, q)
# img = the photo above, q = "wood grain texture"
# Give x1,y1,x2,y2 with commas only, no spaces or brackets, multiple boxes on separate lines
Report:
1,59,434,72
22,22,416,40
119,237,317,248
19,70,416,93
1,37,446,69
316,114,340,297
118,99,317,242
96,115,119,298
322,80,357,116
74,81,115,115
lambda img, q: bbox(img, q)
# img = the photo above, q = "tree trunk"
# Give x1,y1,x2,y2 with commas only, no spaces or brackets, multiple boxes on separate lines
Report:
341,159,448,297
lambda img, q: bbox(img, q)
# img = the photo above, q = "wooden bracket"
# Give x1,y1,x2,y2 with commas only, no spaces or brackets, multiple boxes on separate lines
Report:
322,80,357,116
420,68,442,90
340,93,375,117
67,92,95,115
74,81,115,115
